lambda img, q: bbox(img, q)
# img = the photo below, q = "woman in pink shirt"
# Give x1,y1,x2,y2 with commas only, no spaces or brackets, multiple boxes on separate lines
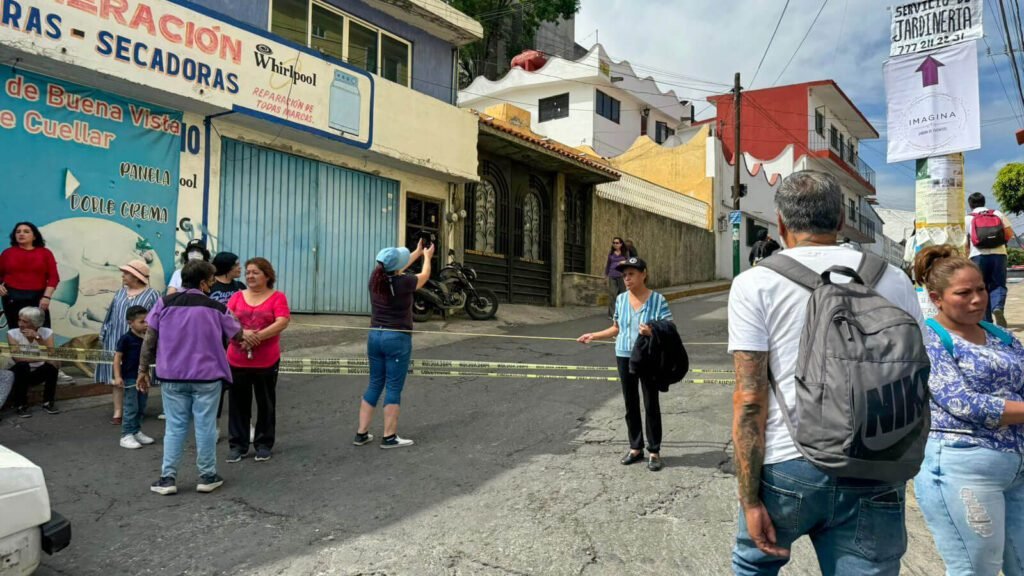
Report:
225,258,290,463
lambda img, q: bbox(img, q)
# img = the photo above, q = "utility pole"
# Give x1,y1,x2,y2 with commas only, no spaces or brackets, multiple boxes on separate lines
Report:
731,72,743,277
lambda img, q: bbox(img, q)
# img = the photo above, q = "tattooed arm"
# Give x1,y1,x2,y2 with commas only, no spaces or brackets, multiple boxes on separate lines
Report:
732,350,789,557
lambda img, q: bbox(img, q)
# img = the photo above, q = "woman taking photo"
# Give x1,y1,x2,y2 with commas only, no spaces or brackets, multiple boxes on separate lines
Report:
0,222,59,329
353,239,435,449
604,237,628,318
578,257,673,471
167,239,210,295
225,258,290,463
96,260,160,425
912,245,1024,576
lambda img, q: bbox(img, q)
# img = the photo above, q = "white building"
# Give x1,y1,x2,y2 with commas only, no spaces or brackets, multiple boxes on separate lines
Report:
459,44,693,157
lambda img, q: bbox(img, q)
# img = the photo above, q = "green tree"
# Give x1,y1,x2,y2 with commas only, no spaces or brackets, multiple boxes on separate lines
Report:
450,0,580,87
993,162,1024,215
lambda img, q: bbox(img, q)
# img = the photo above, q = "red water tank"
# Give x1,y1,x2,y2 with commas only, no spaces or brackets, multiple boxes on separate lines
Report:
511,50,548,72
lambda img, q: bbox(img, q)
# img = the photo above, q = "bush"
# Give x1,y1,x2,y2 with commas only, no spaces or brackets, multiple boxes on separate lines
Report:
1009,248,1024,267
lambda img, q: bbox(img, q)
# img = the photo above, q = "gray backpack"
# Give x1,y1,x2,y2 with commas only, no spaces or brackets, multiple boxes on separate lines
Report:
758,253,929,483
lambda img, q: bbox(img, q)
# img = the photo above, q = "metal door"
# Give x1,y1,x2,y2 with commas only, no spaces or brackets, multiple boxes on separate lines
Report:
219,139,398,314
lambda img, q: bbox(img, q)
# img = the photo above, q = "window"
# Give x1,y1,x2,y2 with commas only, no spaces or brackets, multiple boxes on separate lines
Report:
310,4,344,61
522,193,542,261
830,125,839,150
474,180,497,253
839,133,845,157
539,93,569,122
654,121,675,144
847,198,857,223
270,1,412,87
847,141,855,163
595,90,620,123
814,108,825,136
640,114,648,136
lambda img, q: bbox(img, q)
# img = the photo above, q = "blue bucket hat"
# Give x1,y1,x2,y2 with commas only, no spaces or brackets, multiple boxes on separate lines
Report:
376,246,411,273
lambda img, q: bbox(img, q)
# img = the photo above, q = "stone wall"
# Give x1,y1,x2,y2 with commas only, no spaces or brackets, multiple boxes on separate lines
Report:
590,195,716,289
561,273,607,307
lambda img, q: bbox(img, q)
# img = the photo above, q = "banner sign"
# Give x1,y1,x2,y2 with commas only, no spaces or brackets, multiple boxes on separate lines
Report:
890,0,983,56
0,67,180,340
884,41,980,163
0,0,374,148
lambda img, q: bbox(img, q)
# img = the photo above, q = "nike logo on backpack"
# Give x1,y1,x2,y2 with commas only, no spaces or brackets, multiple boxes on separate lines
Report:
860,367,930,450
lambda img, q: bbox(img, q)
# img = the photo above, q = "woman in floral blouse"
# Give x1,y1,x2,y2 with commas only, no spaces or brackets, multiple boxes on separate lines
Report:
912,245,1024,576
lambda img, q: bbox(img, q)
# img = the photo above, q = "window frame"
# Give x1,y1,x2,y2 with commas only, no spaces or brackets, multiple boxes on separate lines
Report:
655,121,668,144
268,0,413,87
538,93,570,123
814,108,825,136
595,89,620,124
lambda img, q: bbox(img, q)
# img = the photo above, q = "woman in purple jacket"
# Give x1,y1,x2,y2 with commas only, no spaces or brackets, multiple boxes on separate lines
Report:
604,237,628,318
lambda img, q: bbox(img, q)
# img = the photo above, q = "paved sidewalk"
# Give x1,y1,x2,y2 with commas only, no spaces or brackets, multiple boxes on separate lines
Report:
1002,278,1024,330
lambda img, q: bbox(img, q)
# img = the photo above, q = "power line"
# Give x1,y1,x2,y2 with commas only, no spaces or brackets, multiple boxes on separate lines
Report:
998,0,1024,112
750,0,791,87
772,0,831,86
832,0,848,68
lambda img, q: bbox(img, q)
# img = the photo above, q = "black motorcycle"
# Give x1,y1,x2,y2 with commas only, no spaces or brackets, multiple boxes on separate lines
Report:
413,250,499,322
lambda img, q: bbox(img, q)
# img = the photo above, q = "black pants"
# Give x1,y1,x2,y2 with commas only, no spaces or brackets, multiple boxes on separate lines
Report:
228,363,279,451
2,290,50,329
10,362,57,407
616,356,662,453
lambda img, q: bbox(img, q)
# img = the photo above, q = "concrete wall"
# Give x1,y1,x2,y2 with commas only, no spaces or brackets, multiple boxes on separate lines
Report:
562,272,606,307
590,196,715,290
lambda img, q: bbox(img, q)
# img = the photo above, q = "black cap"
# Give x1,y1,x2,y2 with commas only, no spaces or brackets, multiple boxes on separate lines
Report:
615,257,647,272
213,252,239,276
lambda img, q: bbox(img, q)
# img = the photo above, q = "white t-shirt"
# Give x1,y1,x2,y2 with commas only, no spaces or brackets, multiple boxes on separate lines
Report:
965,207,1013,258
8,327,54,369
727,246,923,465
168,269,182,290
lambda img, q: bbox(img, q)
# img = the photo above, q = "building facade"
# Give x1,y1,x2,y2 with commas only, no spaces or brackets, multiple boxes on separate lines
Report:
0,0,482,343
458,44,693,158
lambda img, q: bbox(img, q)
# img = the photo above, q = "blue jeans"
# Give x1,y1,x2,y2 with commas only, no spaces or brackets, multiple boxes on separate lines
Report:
160,381,221,479
971,254,1007,321
733,458,908,576
914,439,1024,576
363,331,412,406
121,379,147,436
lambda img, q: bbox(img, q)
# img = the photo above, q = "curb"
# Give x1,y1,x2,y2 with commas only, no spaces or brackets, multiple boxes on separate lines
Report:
663,282,732,302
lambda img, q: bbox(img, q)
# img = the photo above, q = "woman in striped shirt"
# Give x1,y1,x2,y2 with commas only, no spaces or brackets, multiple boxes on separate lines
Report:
578,257,673,471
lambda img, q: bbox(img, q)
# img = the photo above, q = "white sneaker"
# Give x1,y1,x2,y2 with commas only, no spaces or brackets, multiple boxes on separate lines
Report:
134,432,155,445
57,370,75,384
120,435,142,449
380,436,415,449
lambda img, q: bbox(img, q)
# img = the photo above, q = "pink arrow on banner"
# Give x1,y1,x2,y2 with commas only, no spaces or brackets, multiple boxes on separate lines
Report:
916,55,944,87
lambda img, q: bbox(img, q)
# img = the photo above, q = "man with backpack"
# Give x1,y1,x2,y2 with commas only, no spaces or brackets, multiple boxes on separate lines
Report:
728,171,926,575
748,229,780,267
965,192,1014,327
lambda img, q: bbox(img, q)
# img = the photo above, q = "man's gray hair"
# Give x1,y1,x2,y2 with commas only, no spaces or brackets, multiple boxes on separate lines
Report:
775,170,843,235
18,306,45,329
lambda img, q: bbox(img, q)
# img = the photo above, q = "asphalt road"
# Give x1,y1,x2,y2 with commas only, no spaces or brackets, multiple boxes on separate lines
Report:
2,292,943,575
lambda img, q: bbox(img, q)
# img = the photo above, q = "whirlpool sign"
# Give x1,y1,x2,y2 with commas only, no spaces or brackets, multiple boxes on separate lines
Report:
0,0,374,148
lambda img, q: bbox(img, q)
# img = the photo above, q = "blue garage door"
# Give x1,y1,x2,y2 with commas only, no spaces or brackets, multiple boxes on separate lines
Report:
219,139,398,314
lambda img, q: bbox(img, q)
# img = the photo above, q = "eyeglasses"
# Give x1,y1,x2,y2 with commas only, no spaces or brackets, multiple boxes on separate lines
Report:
612,241,622,244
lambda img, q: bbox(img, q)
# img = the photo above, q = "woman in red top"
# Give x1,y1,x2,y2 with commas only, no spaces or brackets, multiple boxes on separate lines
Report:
225,257,290,464
0,222,60,329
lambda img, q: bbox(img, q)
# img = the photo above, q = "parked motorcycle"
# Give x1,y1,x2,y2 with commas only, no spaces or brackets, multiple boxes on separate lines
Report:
413,250,499,322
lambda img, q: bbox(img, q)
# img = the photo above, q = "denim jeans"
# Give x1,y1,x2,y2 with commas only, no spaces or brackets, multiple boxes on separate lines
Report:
914,439,1024,576
121,379,147,436
971,254,1008,321
160,380,221,479
363,330,412,406
733,458,908,576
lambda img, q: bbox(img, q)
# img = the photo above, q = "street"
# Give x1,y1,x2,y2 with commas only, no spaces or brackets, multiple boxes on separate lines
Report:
2,293,943,576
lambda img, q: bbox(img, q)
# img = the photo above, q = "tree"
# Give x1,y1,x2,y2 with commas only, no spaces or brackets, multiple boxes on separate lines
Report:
993,162,1024,215
450,0,580,87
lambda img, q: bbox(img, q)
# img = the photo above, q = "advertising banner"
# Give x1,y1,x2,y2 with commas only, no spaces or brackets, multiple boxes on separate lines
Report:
0,67,180,341
890,0,983,56
0,0,374,148
885,41,980,163
911,152,966,318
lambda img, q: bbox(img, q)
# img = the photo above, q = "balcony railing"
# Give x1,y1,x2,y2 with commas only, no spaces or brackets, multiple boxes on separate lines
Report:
808,130,876,189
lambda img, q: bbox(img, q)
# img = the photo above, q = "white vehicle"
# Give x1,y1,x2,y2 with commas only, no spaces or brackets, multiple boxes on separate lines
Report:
0,445,71,575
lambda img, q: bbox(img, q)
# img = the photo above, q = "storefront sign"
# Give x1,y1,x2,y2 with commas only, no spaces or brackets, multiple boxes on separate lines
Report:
884,41,980,163
0,67,180,340
0,0,374,148
890,0,983,56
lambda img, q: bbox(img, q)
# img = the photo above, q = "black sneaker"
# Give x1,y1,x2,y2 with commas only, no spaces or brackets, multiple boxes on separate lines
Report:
150,477,177,495
15,406,31,419
254,448,272,462
41,402,60,415
197,474,224,493
353,432,374,446
226,448,247,463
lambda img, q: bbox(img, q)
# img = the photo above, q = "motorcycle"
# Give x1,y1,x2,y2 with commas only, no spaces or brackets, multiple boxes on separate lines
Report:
413,250,499,322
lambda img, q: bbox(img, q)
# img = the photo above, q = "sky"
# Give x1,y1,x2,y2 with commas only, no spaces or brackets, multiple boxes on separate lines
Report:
575,0,1024,220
